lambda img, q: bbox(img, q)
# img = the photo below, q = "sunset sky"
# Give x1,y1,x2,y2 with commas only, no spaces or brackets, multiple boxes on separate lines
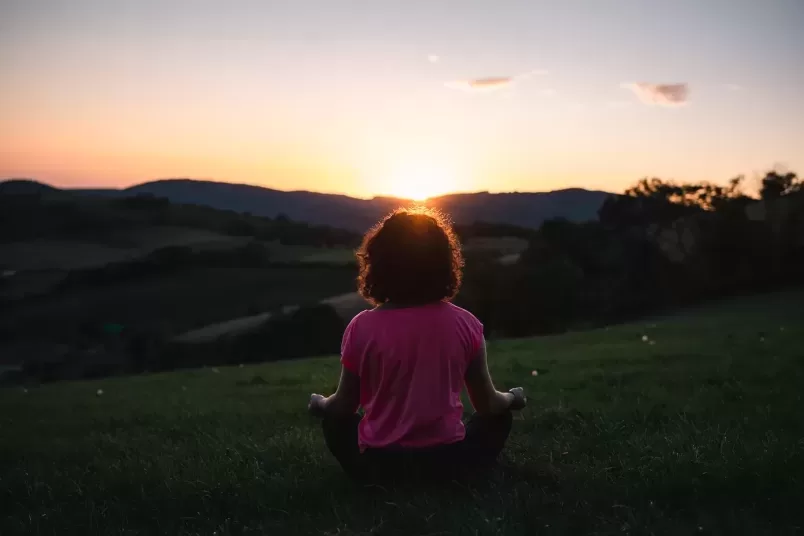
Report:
2,0,803,199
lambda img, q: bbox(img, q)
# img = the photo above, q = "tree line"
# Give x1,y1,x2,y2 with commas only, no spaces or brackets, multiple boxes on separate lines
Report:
455,170,804,337
0,188,360,247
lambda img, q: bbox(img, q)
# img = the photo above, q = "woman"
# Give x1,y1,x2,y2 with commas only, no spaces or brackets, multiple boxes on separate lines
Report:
308,208,526,481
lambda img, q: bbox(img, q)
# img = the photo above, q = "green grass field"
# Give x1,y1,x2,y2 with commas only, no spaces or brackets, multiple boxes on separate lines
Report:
2,291,803,535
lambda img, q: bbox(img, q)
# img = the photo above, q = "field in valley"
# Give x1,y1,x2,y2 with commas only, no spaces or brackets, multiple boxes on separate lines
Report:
1,290,803,535
3,264,357,340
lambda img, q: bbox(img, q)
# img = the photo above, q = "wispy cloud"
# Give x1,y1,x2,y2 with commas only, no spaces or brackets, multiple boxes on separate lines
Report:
427,54,440,64
445,69,547,93
623,83,689,106
445,77,514,92
725,83,743,91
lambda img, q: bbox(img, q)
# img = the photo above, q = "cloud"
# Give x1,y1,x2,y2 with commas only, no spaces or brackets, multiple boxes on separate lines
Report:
725,83,743,91
623,83,689,106
445,69,548,93
445,76,514,92
428,54,440,64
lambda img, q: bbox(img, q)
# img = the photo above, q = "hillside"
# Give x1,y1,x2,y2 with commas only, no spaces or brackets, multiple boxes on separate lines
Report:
0,184,544,377
0,180,360,246
1,178,611,231
2,290,802,535
0,185,362,327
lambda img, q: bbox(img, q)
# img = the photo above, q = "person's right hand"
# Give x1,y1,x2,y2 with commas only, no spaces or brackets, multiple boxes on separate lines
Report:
308,393,326,418
508,387,527,410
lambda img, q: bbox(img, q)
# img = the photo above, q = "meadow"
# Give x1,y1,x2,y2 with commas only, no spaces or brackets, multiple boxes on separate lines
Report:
1,290,803,535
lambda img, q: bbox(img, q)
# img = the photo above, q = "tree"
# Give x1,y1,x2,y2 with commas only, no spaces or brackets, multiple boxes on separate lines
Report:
761,171,801,200
599,178,696,230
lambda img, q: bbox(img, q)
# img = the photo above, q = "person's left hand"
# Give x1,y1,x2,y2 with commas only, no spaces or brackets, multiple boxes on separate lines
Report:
508,387,527,410
308,393,326,418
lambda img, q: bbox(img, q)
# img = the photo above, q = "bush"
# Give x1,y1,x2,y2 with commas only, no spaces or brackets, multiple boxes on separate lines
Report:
236,304,345,361
159,304,346,371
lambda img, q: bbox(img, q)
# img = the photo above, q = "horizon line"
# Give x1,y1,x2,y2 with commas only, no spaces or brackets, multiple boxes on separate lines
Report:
0,176,614,201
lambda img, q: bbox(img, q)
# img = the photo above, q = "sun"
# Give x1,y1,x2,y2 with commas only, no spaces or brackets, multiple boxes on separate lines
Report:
384,163,458,201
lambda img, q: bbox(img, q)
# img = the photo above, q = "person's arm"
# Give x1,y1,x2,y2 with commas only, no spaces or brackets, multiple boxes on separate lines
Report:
464,338,526,415
308,366,360,418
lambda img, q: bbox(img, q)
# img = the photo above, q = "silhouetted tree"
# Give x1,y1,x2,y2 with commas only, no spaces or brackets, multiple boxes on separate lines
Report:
761,171,801,199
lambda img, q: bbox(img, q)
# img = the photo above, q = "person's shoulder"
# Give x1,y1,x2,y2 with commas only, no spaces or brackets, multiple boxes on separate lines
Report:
444,302,482,325
346,308,372,327
443,302,484,355
345,307,385,333
342,309,372,350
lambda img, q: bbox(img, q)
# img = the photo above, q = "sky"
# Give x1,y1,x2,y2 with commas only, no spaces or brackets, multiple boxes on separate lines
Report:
1,0,803,200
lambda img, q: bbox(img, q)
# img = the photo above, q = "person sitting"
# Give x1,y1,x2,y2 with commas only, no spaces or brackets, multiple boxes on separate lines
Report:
308,208,526,482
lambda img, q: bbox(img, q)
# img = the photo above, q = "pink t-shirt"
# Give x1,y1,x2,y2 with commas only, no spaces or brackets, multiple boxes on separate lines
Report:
340,301,484,452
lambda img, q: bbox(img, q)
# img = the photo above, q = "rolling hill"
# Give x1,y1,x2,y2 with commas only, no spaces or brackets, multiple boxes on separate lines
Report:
2,178,611,231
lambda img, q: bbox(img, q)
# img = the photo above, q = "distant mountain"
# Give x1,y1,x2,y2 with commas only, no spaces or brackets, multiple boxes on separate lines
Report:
0,179,59,196
429,189,612,229
3,178,612,231
125,179,397,232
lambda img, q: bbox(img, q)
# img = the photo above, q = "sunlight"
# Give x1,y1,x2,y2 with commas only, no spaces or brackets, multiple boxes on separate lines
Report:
384,163,459,201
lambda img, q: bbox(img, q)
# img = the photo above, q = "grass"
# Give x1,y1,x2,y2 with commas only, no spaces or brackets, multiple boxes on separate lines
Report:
1,290,803,535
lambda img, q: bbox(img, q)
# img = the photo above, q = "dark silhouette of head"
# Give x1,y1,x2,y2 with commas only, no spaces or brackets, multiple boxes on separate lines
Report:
357,208,463,306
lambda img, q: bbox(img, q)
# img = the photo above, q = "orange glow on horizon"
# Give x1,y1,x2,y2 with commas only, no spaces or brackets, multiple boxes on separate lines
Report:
380,162,461,201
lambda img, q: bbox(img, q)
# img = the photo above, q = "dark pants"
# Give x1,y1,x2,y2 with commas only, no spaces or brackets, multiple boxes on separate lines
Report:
322,412,513,482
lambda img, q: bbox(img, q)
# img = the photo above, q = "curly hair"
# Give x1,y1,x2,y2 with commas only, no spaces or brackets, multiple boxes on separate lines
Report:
357,208,464,306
